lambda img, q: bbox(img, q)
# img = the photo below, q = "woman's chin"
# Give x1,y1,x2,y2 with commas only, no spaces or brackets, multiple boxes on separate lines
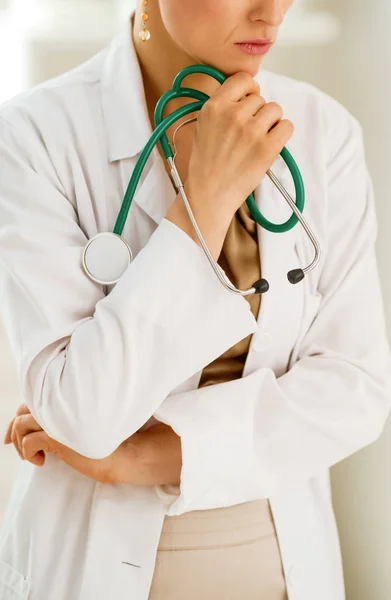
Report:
193,51,264,79
219,58,264,78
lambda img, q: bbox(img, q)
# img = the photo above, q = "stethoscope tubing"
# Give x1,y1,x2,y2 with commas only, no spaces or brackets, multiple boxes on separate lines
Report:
90,64,322,295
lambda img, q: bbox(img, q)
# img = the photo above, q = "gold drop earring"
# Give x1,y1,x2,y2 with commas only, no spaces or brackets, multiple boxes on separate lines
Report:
139,0,151,41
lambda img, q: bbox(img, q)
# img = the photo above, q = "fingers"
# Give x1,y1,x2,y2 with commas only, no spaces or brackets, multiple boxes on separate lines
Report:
268,118,295,147
3,417,16,445
211,71,261,104
237,93,267,118
4,403,43,464
3,404,69,469
11,414,43,461
16,403,30,417
22,431,52,465
254,101,283,132
3,403,30,444
22,433,99,479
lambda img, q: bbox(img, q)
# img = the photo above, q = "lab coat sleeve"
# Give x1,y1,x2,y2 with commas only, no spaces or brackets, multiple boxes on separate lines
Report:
154,113,391,515
0,115,257,459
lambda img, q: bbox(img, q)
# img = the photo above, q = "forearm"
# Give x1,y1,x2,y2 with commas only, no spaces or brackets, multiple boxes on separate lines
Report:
165,184,234,261
6,406,182,487
135,422,182,486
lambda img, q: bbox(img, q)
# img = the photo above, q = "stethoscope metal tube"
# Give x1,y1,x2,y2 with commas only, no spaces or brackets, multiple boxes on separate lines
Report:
265,169,321,284
169,157,267,297
169,118,268,296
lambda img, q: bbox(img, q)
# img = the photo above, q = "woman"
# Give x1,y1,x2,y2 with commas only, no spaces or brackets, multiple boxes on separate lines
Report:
1,1,391,599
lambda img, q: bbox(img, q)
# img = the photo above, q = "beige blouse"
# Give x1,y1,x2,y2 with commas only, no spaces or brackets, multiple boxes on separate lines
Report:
198,202,262,388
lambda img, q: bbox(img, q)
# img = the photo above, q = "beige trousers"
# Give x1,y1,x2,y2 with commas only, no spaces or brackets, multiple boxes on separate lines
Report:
148,498,288,599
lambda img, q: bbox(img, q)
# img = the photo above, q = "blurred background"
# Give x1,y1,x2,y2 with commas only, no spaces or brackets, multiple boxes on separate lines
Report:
0,1,390,598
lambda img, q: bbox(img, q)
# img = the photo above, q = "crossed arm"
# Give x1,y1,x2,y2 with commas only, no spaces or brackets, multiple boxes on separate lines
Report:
4,404,182,487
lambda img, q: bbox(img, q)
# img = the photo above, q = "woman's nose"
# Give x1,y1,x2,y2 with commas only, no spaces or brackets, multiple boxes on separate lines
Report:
253,0,285,28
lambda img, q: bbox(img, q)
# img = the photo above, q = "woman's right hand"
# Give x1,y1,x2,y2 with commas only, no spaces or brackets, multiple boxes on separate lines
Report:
186,70,294,218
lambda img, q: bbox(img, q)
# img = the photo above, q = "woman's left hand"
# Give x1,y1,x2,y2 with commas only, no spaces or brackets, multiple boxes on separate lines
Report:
3,404,182,486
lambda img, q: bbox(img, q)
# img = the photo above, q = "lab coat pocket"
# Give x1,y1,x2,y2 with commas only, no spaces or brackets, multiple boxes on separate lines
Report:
288,291,323,369
0,560,30,600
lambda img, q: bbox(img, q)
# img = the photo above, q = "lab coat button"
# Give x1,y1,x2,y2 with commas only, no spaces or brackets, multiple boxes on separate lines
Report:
253,331,272,352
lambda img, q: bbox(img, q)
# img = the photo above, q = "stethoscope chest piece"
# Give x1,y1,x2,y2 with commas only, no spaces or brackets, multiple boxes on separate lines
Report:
82,232,133,285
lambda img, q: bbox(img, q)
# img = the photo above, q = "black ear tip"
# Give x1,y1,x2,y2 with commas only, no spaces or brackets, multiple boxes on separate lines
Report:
253,278,269,294
287,269,305,284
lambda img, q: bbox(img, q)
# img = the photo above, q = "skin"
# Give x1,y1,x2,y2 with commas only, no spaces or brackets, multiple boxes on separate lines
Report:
134,0,293,117
4,0,294,487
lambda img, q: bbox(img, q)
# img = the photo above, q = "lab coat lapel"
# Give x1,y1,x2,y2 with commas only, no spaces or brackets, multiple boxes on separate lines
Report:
132,150,176,226
101,14,178,238
113,150,176,261
255,157,302,330
244,154,305,376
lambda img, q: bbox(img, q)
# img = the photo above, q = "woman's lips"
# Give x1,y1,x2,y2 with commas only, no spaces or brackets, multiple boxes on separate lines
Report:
235,42,273,56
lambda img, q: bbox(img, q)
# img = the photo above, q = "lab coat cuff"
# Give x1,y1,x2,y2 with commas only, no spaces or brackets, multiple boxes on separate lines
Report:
154,392,260,515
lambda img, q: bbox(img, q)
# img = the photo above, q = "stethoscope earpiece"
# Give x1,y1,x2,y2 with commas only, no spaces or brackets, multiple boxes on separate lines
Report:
287,269,305,285
253,279,270,295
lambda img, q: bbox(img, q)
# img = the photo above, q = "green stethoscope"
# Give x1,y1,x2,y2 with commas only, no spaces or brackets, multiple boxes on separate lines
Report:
82,64,321,295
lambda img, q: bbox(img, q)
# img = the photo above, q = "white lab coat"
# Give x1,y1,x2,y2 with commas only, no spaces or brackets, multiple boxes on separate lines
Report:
1,14,391,600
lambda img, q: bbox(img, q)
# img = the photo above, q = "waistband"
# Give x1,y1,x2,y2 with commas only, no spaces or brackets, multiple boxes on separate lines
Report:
157,498,276,551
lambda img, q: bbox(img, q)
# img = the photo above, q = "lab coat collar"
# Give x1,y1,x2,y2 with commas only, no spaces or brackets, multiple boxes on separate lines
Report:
101,10,153,162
